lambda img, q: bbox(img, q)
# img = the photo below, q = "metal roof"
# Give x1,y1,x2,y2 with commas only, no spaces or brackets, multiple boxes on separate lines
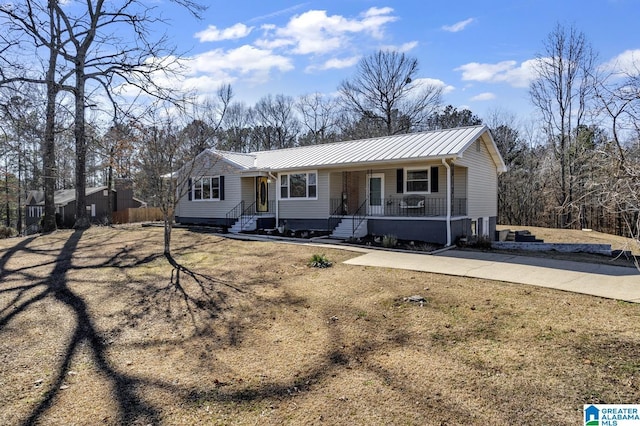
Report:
210,125,506,172
29,187,108,206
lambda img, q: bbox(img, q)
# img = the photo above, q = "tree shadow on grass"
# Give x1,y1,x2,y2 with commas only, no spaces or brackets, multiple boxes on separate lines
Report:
157,251,244,329
2,230,484,424
0,230,162,425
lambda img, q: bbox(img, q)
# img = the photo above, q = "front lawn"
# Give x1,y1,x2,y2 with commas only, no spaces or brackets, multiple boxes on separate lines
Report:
0,226,638,425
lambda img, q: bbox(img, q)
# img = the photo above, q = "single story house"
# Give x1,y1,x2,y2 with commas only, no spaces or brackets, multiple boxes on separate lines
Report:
26,179,145,228
175,125,507,245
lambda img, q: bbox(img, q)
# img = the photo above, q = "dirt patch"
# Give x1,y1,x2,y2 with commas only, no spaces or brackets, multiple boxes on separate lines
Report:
1,225,639,425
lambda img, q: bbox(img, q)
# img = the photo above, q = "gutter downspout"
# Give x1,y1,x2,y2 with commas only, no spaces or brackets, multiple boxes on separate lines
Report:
442,158,451,247
268,172,278,226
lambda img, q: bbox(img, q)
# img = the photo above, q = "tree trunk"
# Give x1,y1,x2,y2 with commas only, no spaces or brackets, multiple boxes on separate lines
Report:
73,62,90,229
4,161,10,228
163,214,172,257
106,146,113,224
16,150,22,234
41,0,58,233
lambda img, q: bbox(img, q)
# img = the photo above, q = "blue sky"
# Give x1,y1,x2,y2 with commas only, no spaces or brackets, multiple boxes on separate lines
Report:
160,0,640,120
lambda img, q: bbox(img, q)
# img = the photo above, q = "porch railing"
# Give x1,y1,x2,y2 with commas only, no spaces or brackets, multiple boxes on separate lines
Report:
226,201,244,227
241,201,257,230
327,198,345,232
352,199,368,235
329,197,467,217
226,200,276,229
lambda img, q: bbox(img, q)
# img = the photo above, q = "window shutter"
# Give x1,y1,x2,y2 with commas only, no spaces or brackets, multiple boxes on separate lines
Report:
430,167,439,193
396,169,404,194
188,178,192,201
219,176,225,200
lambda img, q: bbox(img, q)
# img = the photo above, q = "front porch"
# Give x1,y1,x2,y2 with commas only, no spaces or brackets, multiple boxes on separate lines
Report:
329,196,467,218
326,166,469,244
327,165,468,224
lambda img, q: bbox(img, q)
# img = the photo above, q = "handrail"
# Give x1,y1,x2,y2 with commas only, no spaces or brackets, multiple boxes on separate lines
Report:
352,198,368,235
327,198,345,231
225,201,244,228
240,201,257,230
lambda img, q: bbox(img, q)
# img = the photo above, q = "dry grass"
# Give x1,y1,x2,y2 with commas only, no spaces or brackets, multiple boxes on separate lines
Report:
1,225,639,425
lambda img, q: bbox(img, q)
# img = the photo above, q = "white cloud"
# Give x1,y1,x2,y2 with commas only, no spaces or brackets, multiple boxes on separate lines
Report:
360,6,397,39
442,18,475,33
256,7,398,55
183,45,294,87
455,59,539,88
310,56,361,71
195,23,253,42
381,41,418,53
470,92,496,101
601,49,640,76
412,77,455,94
115,46,292,101
322,56,360,70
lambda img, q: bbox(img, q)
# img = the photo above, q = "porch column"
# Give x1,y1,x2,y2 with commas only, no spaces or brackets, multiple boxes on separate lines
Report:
442,158,452,246
270,172,279,226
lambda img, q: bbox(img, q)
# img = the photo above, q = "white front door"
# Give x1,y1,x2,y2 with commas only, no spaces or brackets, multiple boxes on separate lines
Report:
367,173,384,215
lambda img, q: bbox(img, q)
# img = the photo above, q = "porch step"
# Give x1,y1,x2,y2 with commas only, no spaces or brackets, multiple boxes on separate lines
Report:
330,218,368,239
229,216,257,233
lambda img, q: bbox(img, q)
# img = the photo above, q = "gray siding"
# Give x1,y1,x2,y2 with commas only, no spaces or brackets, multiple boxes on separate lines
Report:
456,136,498,218
452,165,467,199
278,170,329,220
175,155,244,220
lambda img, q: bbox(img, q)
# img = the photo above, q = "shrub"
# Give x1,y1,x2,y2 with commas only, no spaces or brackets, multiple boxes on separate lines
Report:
382,234,398,248
469,235,493,250
308,253,332,268
0,226,16,239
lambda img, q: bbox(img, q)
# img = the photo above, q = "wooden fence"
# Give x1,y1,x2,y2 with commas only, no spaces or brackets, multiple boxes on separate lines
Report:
112,207,164,224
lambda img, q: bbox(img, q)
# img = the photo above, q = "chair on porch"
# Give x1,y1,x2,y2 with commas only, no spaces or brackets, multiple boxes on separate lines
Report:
399,195,425,216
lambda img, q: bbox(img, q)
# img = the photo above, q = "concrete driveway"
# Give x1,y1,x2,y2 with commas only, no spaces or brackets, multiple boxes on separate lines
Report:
343,248,640,303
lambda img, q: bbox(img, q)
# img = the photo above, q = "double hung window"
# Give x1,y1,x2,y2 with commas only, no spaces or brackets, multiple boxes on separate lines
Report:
193,176,220,200
280,171,317,199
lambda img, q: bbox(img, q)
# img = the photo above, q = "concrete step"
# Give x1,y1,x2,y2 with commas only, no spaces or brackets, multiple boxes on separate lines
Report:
330,218,367,239
229,216,257,233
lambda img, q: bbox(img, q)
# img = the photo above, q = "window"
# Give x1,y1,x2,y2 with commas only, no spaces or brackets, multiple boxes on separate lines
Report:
405,168,429,193
279,171,317,199
29,206,44,218
280,174,288,198
193,176,220,201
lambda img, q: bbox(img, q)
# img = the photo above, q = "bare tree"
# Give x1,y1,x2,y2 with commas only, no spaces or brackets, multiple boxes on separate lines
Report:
529,24,598,227
179,84,233,157
133,100,227,275
0,0,64,232
1,0,206,230
0,90,44,233
219,102,252,152
51,0,205,228
339,50,442,136
296,92,339,145
594,56,640,260
250,94,300,150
